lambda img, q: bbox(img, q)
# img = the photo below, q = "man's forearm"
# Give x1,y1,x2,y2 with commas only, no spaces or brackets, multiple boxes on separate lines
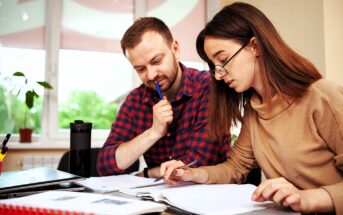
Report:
116,128,162,170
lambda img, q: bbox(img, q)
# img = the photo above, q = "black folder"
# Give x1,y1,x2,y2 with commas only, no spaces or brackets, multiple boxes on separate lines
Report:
0,167,85,198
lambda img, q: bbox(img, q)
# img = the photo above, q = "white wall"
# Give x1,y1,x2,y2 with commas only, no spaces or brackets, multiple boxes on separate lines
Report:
222,0,343,84
323,0,343,84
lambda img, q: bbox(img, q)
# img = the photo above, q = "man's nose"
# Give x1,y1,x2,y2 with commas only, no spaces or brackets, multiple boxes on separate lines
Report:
147,65,158,81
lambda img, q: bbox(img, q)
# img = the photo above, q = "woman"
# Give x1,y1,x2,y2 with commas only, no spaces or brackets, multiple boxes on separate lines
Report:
160,2,343,214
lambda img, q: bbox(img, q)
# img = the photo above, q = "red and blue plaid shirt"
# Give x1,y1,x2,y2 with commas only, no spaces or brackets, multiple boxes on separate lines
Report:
97,63,231,176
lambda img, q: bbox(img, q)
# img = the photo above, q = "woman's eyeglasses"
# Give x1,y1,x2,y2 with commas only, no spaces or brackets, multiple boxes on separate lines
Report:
209,42,248,77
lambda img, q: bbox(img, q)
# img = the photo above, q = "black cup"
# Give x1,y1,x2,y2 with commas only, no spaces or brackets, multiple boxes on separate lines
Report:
69,120,92,177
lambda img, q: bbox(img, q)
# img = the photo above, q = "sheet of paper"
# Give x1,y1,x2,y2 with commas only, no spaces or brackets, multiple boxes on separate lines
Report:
76,174,163,193
0,190,166,215
161,184,271,215
121,183,272,215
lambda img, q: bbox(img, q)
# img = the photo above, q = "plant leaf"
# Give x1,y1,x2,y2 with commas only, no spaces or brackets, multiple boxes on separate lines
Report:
13,71,25,77
37,81,53,89
25,91,34,109
25,90,39,109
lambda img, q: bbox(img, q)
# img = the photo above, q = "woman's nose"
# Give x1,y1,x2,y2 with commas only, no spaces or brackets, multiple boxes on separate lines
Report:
215,72,225,81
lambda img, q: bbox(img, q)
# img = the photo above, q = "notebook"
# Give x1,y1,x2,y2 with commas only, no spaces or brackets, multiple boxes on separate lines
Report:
120,183,273,215
0,167,84,198
0,190,167,215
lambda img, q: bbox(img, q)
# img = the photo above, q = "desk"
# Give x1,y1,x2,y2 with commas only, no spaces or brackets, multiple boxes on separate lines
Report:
237,206,300,215
0,167,301,215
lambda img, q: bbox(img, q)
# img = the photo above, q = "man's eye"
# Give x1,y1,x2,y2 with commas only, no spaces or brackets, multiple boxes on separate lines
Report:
136,67,145,73
152,59,161,65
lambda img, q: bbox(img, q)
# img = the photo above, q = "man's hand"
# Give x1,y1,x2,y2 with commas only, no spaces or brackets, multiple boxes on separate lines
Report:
151,96,173,138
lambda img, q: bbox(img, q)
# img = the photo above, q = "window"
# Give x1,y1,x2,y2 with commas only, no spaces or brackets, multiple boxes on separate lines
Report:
57,0,134,131
0,0,216,144
0,0,46,135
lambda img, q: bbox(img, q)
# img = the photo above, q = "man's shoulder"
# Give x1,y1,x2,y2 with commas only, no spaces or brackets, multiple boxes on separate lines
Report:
184,66,211,88
123,84,145,103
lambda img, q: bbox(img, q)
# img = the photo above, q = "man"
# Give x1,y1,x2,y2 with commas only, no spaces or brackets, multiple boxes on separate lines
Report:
97,17,231,178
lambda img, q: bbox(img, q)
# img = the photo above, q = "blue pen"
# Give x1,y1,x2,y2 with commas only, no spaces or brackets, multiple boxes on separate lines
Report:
155,81,163,100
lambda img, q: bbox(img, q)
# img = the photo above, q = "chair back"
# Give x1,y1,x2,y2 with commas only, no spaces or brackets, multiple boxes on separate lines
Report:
57,148,139,177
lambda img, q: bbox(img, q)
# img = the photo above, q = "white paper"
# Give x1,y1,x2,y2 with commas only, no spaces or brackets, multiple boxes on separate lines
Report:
76,174,163,193
0,190,166,215
121,184,272,215
120,181,194,203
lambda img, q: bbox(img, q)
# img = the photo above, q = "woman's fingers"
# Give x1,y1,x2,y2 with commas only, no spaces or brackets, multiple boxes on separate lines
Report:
252,177,296,202
160,160,184,180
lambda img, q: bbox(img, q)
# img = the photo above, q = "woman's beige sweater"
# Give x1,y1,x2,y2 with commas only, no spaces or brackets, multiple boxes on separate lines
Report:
203,79,343,214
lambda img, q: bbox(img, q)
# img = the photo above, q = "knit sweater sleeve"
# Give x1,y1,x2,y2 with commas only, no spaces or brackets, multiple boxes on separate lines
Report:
315,81,343,215
201,108,257,184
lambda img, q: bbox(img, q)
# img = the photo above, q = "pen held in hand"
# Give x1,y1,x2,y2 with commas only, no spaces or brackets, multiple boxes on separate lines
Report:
154,160,198,182
154,81,163,100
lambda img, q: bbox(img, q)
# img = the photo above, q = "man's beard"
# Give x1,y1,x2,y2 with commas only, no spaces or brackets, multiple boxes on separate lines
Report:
147,56,179,92
162,57,179,92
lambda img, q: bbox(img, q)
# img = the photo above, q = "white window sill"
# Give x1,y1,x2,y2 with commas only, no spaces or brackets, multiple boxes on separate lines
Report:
8,141,104,150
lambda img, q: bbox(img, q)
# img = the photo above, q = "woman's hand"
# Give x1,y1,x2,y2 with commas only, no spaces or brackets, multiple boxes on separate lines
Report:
160,160,208,185
252,177,334,213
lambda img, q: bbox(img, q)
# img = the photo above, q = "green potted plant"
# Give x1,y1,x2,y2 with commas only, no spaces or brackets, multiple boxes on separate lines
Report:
12,71,53,143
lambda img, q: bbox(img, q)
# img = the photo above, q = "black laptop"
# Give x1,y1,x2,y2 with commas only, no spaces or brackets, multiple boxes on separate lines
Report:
0,167,85,198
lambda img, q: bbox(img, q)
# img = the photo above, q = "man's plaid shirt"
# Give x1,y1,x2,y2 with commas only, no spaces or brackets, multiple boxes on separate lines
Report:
97,63,231,176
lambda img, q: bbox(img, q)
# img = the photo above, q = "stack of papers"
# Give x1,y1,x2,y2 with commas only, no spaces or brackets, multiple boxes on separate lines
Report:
0,190,166,215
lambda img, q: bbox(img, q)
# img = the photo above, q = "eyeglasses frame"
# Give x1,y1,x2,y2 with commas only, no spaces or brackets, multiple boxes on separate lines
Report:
209,41,249,77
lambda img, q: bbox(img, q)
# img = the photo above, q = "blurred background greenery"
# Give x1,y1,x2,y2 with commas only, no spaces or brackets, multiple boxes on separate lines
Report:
0,86,119,133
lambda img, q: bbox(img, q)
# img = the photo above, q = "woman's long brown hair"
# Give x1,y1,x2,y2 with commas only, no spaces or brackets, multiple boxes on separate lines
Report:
197,2,322,141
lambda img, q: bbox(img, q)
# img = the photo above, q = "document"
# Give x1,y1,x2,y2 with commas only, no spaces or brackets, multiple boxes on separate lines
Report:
76,174,164,193
120,184,272,215
0,190,167,215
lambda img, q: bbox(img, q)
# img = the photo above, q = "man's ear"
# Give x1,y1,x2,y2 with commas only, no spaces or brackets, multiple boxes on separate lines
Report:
172,40,181,59
250,37,260,57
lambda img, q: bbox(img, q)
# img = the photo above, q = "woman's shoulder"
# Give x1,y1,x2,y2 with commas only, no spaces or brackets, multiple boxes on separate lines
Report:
308,79,343,97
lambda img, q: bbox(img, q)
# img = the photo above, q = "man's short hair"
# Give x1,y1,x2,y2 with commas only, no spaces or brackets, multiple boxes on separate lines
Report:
121,17,174,55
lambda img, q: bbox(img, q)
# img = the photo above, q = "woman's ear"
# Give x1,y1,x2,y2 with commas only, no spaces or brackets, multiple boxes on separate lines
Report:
250,37,260,57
